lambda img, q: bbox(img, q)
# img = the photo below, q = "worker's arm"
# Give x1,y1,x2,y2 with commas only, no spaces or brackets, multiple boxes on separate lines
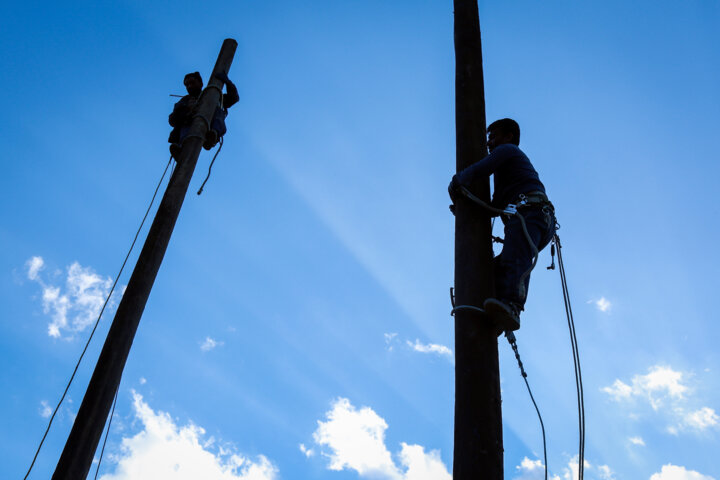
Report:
215,72,239,109
448,143,515,206
223,80,239,109
454,144,514,186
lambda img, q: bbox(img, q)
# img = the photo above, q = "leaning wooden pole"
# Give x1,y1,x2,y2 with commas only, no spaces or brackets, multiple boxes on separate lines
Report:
452,2,503,479
51,38,238,480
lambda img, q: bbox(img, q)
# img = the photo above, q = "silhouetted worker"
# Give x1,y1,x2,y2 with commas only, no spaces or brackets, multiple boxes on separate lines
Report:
449,118,555,333
168,71,239,160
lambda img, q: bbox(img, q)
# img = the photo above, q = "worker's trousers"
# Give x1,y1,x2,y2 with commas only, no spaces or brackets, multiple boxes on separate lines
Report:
494,205,555,309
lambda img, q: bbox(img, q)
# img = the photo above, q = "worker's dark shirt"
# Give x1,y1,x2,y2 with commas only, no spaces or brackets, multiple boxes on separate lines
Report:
169,94,199,131
455,143,546,209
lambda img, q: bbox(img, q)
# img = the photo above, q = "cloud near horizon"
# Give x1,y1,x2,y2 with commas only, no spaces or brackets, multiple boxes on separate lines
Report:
602,365,687,409
602,365,719,435
649,464,715,480
311,397,451,480
98,392,277,480
512,455,616,480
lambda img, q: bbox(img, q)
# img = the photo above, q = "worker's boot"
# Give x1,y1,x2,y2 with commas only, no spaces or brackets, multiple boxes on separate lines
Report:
483,298,520,334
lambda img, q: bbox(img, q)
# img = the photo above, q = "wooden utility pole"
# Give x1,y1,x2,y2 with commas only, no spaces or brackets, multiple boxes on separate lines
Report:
51,39,238,480
452,2,503,479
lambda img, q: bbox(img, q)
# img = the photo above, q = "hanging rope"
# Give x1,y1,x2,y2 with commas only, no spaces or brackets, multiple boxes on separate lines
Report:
555,233,586,479
23,156,173,480
506,331,548,480
197,136,223,195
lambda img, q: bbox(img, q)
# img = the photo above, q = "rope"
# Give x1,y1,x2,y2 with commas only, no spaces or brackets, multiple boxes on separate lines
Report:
555,233,585,479
458,186,505,215
506,331,548,480
23,156,173,480
452,186,584,477
197,137,223,195
457,186,542,299
93,384,120,480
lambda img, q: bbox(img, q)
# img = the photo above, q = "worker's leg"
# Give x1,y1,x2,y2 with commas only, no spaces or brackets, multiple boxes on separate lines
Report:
204,107,227,150
495,207,554,308
169,126,192,160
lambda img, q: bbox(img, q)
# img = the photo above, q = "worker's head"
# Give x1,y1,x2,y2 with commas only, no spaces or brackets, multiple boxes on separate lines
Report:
487,118,520,152
183,72,203,97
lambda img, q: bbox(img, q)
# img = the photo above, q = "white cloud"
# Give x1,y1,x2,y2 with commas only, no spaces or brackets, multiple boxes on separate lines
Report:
384,334,453,361
313,398,399,478
397,443,451,480
681,407,719,432
200,337,224,352
299,443,315,458
311,397,451,480
139,377,147,385
602,380,633,400
26,257,119,338
597,464,615,480
406,339,453,358
595,297,611,312
513,457,560,480
649,464,715,480
561,456,591,480
27,256,44,281
98,392,277,480
513,456,614,480
602,366,687,409
384,333,398,351
39,400,52,418
628,436,645,446
603,365,718,435
513,456,615,480
517,456,543,474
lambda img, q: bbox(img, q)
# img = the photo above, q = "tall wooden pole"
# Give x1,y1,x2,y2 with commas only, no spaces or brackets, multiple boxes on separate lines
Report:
452,2,504,478
51,39,238,480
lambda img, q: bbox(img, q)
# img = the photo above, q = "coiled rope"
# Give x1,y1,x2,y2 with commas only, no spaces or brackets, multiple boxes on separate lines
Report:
23,156,173,480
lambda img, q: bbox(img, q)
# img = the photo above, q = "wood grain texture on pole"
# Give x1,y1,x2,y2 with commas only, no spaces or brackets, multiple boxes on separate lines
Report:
51,38,238,480
452,2,504,479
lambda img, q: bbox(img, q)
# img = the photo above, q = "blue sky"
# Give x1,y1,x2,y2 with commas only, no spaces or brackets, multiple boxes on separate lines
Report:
2,1,719,479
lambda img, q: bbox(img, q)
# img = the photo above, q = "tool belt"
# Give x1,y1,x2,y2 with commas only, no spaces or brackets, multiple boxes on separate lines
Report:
515,191,554,211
